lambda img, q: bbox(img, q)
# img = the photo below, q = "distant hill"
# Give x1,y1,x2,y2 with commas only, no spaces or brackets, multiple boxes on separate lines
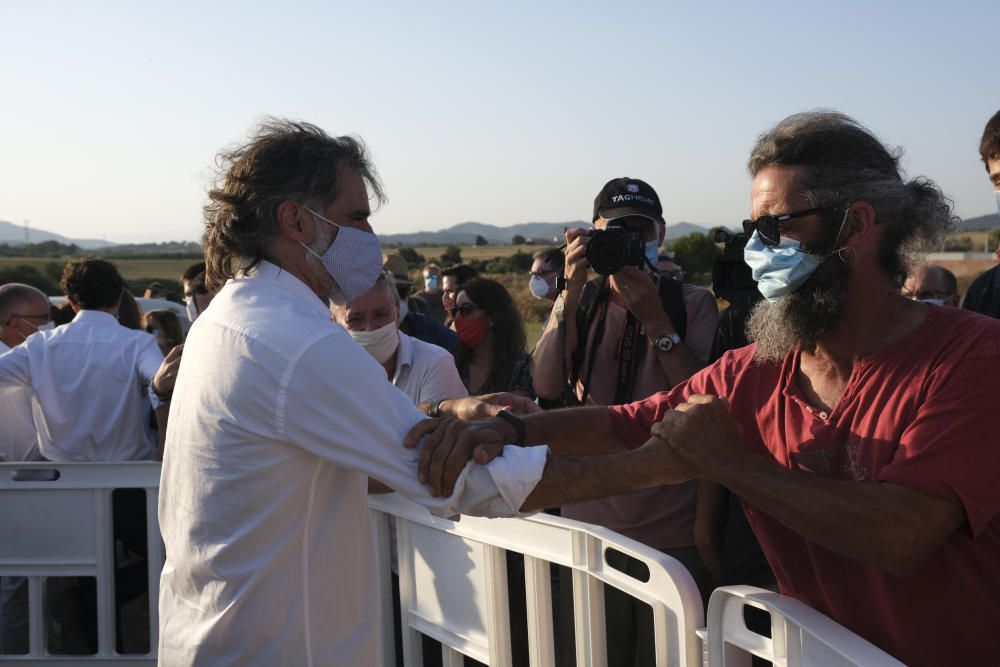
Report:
379,220,714,246
0,219,112,249
956,213,1000,232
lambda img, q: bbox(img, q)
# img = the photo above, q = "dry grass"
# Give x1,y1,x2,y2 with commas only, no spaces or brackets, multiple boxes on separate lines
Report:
0,256,195,282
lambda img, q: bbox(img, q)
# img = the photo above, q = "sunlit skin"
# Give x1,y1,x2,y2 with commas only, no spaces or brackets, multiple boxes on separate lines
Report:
529,255,560,300
332,280,399,378
901,265,958,306
183,273,216,314
269,168,373,301
441,274,459,310
0,293,50,346
422,266,442,294
987,157,1000,192
454,290,494,392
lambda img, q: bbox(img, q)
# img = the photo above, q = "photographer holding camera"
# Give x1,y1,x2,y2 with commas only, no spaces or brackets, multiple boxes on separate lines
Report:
532,177,718,666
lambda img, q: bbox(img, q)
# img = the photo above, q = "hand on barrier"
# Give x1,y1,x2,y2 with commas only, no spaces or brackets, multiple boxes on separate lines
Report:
650,394,744,480
404,418,505,497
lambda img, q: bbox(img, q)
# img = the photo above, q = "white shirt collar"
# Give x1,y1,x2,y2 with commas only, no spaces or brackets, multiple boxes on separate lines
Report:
71,309,120,325
393,332,414,384
234,260,331,319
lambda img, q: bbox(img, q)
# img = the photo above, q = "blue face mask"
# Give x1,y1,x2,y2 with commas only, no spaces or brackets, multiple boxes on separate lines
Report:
424,274,439,291
301,207,383,304
743,207,851,302
743,232,826,302
644,241,660,271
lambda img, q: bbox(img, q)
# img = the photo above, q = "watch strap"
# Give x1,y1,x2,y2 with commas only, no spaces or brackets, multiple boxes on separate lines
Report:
495,409,526,445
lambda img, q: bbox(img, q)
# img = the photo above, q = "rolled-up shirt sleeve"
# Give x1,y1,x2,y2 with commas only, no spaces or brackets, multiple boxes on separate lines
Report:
282,334,547,518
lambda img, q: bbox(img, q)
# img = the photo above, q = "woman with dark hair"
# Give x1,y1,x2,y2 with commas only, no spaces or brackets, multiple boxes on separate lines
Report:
452,278,533,397
144,309,185,356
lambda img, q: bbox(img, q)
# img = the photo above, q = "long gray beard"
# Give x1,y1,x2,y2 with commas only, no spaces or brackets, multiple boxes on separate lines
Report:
746,257,850,363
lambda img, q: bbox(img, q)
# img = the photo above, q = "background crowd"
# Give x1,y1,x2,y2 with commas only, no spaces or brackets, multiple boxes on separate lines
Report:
0,109,998,664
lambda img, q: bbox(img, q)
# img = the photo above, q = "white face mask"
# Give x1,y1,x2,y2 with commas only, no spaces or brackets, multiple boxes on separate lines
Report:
529,275,553,300
301,207,383,304
995,190,1000,215
185,298,199,323
348,321,399,364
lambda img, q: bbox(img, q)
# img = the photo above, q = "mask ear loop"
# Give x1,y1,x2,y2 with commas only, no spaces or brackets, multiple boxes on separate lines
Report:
836,246,857,262
829,203,854,262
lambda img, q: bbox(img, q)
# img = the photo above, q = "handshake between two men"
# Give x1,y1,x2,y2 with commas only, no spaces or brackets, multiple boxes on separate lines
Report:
404,393,741,511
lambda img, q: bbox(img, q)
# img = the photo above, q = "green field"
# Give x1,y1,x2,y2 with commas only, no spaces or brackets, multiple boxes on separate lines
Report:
0,256,195,282
402,244,553,262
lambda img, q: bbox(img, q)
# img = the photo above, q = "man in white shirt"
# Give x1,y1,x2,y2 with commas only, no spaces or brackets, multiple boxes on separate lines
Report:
0,283,51,655
159,119,689,666
0,260,170,462
0,283,49,464
332,272,467,406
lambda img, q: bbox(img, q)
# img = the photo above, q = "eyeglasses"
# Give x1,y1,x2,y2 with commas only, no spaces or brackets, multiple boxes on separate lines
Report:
742,204,842,247
5,312,52,326
530,269,558,278
449,303,479,318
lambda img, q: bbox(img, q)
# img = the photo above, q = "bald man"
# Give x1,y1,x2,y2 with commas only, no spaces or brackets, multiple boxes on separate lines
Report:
0,283,51,462
0,283,50,653
902,264,959,307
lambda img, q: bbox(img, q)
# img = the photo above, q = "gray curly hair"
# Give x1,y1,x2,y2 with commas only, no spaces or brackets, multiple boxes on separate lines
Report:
202,118,385,289
748,111,958,286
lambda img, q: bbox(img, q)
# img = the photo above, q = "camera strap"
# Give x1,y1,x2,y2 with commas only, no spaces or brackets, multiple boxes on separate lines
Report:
613,311,641,405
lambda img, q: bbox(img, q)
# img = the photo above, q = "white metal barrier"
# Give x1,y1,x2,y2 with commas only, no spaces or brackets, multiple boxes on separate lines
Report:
0,462,162,665
705,586,904,667
369,493,706,667
0,464,906,666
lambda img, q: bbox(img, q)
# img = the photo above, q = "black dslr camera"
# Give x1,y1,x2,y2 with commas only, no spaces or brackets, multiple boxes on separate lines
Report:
585,221,645,275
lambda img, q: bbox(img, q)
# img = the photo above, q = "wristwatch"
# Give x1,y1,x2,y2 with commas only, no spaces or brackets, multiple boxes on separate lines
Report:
651,331,682,353
495,409,526,445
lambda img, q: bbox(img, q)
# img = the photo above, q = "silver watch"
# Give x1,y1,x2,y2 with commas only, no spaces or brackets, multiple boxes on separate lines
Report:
651,332,681,353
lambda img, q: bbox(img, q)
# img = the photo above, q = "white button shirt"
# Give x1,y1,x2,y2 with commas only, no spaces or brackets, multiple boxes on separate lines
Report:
157,262,547,667
0,341,39,462
0,311,162,461
391,331,468,405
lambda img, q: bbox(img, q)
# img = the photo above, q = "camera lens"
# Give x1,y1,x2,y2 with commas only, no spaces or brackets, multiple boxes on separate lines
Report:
586,230,629,275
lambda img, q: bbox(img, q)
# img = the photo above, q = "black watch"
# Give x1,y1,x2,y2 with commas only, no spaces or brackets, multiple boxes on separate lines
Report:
495,409,526,445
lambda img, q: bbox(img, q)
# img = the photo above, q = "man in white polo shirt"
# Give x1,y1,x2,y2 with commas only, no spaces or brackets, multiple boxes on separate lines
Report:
159,119,689,666
332,272,467,406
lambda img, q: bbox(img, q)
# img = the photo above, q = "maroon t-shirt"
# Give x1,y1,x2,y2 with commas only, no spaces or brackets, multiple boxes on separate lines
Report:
608,305,1000,666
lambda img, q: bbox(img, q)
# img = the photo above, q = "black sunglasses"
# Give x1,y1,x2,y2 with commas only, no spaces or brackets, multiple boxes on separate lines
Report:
742,204,842,247
449,303,479,318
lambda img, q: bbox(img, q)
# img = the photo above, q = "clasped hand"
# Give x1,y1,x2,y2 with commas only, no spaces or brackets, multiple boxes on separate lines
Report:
650,394,744,480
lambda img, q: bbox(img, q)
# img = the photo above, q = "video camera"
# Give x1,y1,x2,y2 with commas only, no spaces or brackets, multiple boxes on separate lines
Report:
710,227,762,358
584,221,646,275
711,227,759,304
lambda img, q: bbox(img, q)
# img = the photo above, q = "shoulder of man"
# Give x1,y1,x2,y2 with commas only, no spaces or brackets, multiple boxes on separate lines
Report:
405,331,454,361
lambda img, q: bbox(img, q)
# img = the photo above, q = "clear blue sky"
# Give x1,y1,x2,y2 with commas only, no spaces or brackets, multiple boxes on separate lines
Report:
1,1,997,243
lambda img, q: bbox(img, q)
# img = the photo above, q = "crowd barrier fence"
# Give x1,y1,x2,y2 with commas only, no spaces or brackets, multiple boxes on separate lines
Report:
0,464,904,666
0,462,162,666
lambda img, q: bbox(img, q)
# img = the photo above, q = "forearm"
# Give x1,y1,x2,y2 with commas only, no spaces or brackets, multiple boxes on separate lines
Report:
530,293,576,399
714,454,958,575
519,406,625,455
154,404,170,461
521,440,687,511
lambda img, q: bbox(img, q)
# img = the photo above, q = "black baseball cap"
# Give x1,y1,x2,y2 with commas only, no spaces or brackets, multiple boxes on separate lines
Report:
592,177,664,225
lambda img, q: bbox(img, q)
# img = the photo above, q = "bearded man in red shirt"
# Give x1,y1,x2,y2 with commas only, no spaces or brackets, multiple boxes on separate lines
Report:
417,111,1000,666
